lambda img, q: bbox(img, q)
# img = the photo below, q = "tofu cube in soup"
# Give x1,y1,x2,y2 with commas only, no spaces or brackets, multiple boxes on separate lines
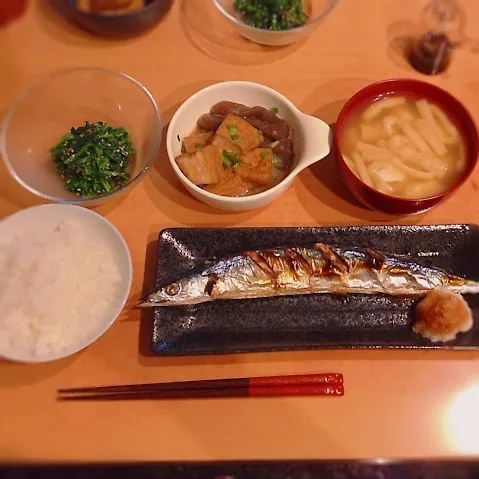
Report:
204,170,248,197
176,145,223,185
236,148,273,187
182,132,214,154
216,114,263,153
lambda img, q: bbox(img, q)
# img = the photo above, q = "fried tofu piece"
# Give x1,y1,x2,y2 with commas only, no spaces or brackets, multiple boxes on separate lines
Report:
216,114,263,153
182,132,214,154
204,170,248,197
236,161,272,187
242,148,273,168
235,148,273,187
176,145,223,185
212,134,241,154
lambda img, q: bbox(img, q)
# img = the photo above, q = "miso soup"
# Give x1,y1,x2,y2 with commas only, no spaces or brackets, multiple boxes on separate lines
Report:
340,95,467,199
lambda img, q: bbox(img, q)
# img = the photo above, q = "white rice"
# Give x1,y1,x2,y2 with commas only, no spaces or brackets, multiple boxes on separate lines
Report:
0,216,123,359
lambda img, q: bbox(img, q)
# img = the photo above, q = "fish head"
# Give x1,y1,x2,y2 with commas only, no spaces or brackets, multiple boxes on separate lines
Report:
139,274,211,307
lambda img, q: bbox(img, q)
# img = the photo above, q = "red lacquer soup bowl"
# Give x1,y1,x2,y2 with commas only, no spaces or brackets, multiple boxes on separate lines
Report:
335,79,479,215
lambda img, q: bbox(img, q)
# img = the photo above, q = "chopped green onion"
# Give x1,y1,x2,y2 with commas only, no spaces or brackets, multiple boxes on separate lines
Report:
271,107,279,115
272,154,283,169
226,124,240,141
221,150,241,168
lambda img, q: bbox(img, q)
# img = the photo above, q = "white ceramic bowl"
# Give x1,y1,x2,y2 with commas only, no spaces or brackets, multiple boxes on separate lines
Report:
0,204,132,364
212,0,339,47
166,81,332,211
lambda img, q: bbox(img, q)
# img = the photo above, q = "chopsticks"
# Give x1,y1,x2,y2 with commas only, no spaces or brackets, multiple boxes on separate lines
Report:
57,373,344,401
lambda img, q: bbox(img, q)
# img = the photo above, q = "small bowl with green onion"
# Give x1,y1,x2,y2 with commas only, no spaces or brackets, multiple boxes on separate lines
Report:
1,67,162,207
213,0,338,47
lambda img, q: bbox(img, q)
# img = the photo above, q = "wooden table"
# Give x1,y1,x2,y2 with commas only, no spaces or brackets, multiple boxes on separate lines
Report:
1,0,479,463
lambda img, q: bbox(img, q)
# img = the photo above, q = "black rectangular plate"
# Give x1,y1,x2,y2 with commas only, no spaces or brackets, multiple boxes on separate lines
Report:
151,225,479,355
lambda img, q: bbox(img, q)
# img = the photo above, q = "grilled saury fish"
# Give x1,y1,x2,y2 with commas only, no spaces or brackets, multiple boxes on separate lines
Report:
139,243,479,307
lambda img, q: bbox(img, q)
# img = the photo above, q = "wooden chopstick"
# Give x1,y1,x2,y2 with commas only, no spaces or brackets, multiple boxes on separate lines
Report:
58,384,344,401
58,373,343,394
57,373,344,401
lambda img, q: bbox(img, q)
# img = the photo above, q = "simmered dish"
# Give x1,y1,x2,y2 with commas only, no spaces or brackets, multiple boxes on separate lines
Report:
340,95,467,199
175,101,294,197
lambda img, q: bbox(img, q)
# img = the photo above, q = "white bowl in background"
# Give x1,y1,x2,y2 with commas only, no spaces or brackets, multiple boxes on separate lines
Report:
0,204,132,364
166,81,332,211
212,0,339,47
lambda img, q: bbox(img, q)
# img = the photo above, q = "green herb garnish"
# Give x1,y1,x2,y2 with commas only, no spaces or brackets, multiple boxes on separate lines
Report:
260,150,269,159
222,150,241,168
50,121,134,198
233,0,308,31
257,129,263,136
226,124,240,141
271,107,279,114
194,142,204,148
272,154,283,169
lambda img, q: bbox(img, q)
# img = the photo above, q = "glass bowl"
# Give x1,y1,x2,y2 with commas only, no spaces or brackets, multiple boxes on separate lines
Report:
0,67,162,207
212,0,338,46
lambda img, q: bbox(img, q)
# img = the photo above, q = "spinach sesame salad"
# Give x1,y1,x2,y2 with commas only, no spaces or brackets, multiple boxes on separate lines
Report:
233,0,308,31
50,121,135,198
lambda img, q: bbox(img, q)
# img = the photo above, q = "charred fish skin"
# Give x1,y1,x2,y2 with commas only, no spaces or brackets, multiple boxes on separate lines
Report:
139,244,479,307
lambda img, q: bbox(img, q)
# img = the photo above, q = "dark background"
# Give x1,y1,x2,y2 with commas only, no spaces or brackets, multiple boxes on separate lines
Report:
1,461,479,479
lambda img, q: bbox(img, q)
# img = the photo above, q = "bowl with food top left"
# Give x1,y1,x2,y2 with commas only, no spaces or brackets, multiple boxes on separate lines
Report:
0,67,162,207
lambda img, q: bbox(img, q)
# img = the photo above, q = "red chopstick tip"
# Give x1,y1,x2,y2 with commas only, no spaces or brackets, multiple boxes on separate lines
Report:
248,384,344,397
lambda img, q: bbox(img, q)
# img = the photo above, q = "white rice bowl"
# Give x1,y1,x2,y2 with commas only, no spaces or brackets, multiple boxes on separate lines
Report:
0,204,132,363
